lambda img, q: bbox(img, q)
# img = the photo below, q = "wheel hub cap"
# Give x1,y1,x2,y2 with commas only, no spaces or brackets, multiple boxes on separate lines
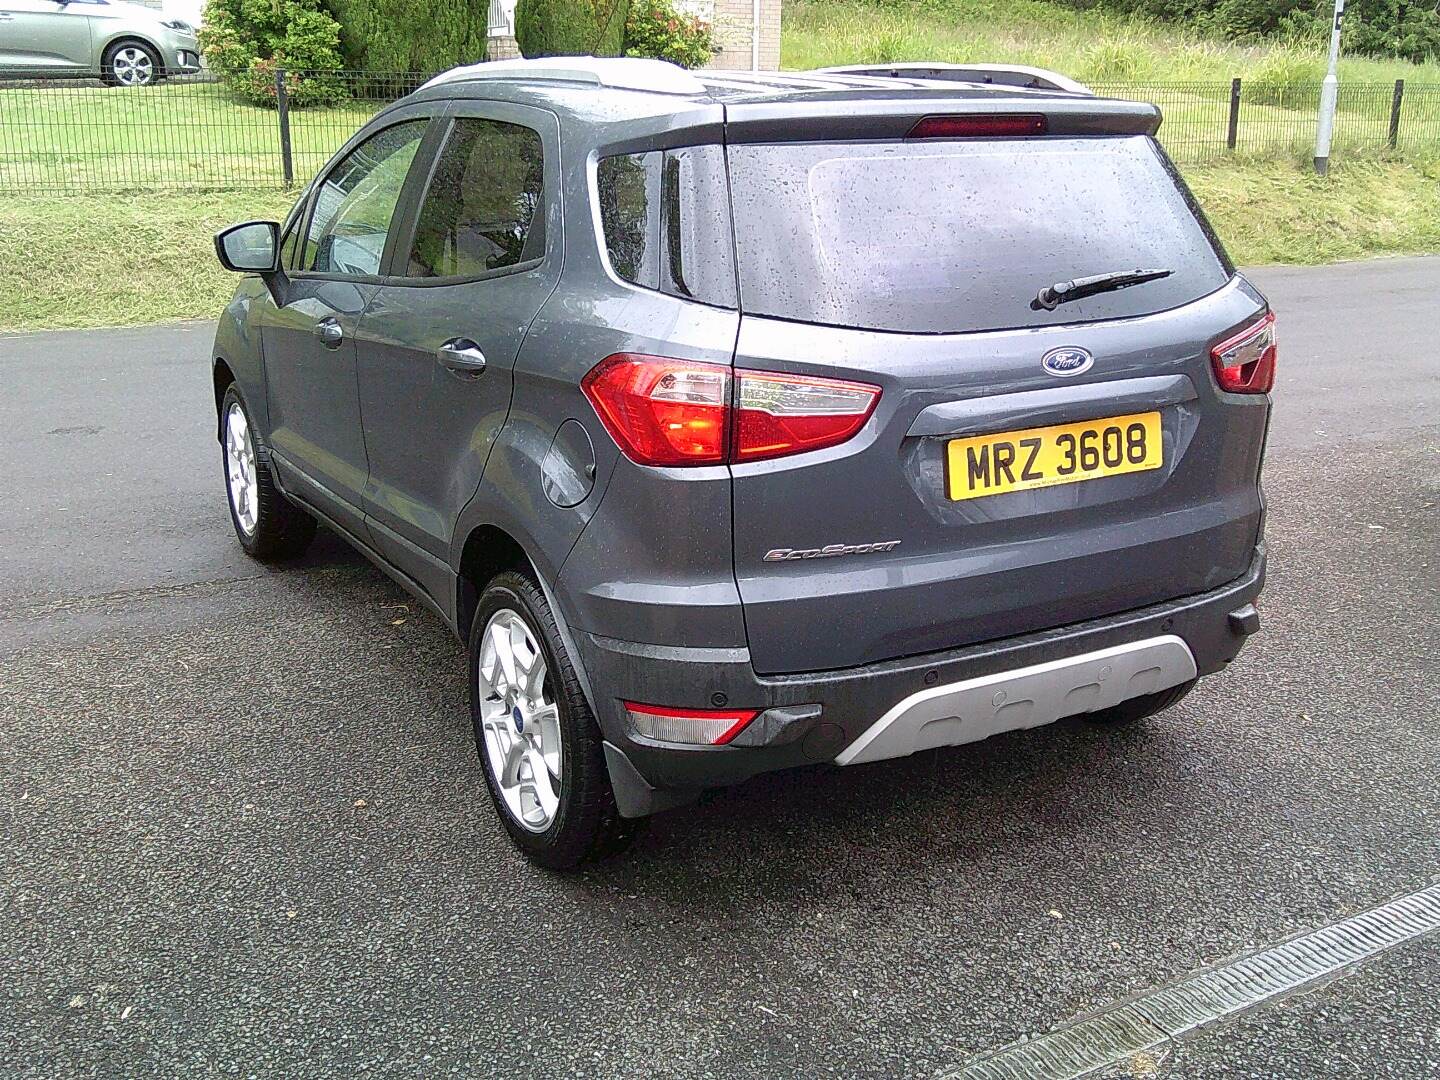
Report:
477,609,562,833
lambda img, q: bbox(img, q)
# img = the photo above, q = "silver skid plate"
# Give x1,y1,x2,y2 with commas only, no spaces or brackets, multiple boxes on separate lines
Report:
835,635,1197,766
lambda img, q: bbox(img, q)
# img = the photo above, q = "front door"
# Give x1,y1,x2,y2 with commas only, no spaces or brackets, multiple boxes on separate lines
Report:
259,115,431,530
353,104,560,600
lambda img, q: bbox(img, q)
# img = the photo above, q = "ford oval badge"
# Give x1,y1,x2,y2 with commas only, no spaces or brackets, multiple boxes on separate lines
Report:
1042,346,1094,377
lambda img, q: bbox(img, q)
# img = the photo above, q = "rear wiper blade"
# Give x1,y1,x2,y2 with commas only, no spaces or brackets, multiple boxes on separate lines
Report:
1032,268,1174,311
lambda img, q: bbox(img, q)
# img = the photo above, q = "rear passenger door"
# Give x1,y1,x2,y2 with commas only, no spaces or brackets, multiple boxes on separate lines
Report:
353,102,560,601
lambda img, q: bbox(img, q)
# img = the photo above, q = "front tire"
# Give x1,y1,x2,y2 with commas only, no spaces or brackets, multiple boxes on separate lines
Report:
102,40,161,87
470,570,640,869
1085,679,1197,725
220,386,316,561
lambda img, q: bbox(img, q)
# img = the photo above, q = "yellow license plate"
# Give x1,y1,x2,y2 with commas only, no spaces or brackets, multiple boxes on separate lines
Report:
946,411,1163,501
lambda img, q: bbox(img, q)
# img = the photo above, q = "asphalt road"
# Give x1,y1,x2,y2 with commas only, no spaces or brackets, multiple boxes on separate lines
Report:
2,257,1437,1078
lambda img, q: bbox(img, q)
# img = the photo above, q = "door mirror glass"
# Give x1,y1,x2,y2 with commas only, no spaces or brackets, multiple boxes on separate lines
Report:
215,221,280,273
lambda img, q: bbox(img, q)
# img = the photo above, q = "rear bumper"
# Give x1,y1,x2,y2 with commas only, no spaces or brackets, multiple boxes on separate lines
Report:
576,544,1265,814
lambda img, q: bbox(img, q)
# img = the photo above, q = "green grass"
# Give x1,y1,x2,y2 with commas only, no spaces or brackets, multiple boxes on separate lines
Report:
2,159,1436,333
0,79,383,190
784,0,1440,85
786,0,1440,166
0,190,294,332
1187,158,1440,264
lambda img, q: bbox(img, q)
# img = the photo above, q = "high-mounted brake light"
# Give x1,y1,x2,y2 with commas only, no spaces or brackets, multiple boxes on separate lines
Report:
623,701,759,746
582,355,882,467
908,114,1048,139
1211,312,1276,394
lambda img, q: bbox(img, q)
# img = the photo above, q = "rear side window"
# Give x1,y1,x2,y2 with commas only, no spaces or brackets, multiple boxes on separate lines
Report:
407,117,545,279
727,136,1230,334
596,146,737,308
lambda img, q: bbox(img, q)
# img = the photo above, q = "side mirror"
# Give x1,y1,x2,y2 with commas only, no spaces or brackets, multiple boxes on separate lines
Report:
215,221,281,274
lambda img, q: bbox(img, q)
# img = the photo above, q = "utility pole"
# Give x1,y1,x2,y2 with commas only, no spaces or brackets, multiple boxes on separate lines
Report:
1314,0,1345,175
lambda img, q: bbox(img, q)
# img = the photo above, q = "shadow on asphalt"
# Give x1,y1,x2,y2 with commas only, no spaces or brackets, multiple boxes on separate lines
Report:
296,523,1196,899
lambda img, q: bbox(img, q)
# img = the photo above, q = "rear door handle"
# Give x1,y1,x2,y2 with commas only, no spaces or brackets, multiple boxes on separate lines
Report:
313,317,343,349
438,338,487,377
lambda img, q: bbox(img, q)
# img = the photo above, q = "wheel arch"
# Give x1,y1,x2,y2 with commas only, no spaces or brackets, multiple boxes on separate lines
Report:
456,524,536,643
100,33,164,65
213,357,237,442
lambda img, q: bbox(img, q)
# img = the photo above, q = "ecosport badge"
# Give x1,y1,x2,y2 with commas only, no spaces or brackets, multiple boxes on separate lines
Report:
763,540,902,563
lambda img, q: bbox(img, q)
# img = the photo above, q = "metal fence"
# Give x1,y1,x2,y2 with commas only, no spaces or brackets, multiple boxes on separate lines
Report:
2,68,1438,193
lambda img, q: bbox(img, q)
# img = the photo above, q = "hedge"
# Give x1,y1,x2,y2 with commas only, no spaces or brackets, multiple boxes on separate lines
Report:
321,0,493,71
515,0,631,58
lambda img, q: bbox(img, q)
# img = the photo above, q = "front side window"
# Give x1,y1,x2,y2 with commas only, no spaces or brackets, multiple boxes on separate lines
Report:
406,117,545,279
303,120,427,277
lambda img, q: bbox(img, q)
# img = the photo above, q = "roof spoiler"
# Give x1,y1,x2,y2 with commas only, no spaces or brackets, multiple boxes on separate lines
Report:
816,63,1092,96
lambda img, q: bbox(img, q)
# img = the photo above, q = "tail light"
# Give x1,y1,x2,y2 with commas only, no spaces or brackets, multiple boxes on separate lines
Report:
1211,312,1276,394
582,354,881,467
623,701,759,746
908,114,1047,139
735,370,880,462
582,355,730,465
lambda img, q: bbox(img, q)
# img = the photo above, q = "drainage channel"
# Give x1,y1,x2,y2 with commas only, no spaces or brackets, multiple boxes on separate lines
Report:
943,881,1440,1080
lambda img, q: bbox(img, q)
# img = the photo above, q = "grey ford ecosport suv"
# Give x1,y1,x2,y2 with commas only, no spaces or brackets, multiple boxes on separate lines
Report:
211,58,1272,867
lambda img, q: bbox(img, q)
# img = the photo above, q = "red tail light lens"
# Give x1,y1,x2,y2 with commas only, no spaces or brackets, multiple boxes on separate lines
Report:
581,354,729,465
734,371,881,462
908,114,1047,139
623,701,759,746
583,355,882,467
1211,312,1276,394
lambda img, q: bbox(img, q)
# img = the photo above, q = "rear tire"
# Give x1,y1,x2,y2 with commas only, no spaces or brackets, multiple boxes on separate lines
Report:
102,39,161,87
220,386,316,561
1085,679,1197,725
470,570,640,869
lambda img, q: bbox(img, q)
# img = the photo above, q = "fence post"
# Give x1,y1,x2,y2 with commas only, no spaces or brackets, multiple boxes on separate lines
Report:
1388,79,1405,150
1227,77,1242,151
275,67,294,188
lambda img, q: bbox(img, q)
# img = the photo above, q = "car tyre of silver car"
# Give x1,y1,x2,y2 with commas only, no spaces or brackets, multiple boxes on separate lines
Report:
470,570,641,869
1085,678,1197,725
220,385,317,561
102,39,163,87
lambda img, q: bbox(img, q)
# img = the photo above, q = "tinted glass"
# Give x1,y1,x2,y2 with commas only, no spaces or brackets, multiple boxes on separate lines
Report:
279,191,306,269
596,146,736,308
728,136,1229,334
407,118,544,278
303,120,426,277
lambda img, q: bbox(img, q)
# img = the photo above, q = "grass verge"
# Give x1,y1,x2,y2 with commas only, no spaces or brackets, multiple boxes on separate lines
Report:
784,0,1440,86
1,160,1436,335
1187,158,1440,265
0,189,294,333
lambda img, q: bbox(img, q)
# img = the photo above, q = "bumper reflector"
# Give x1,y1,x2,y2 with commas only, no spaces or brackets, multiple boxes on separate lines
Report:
623,702,759,746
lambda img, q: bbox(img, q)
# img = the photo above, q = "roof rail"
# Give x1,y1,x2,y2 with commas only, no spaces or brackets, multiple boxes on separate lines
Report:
816,63,1092,96
419,56,707,96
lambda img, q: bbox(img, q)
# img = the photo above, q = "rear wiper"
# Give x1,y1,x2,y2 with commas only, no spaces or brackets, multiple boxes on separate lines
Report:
1032,268,1174,311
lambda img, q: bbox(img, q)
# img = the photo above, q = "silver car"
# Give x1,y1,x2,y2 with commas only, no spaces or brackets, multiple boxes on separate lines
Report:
0,0,200,86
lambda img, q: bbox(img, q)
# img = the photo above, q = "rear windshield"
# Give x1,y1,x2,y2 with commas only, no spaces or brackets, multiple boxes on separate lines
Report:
727,136,1229,334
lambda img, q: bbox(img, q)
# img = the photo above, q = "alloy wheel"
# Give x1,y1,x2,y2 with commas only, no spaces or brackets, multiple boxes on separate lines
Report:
477,609,564,832
224,402,259,536
112,47,155,86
